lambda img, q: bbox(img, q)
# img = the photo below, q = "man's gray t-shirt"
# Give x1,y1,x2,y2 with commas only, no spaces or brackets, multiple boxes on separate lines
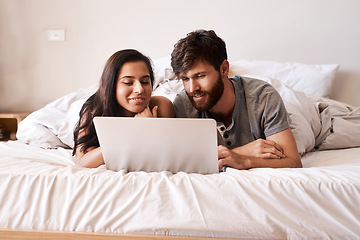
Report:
173,75,290,149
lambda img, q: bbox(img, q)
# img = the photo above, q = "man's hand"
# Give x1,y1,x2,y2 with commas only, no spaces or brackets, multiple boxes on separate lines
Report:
218,145,249,170
135,106,158,118
233,139,285,159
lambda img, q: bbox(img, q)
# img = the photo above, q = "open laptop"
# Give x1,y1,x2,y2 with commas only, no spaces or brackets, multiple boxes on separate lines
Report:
93,117,219,174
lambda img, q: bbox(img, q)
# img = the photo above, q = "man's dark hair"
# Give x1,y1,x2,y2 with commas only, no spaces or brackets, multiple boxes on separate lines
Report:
171,29,227,76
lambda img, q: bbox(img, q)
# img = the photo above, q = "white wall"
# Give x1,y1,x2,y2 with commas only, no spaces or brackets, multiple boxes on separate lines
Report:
1,0,359,112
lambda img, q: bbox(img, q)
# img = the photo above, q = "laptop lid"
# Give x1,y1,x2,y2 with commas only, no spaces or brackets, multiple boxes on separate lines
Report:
93,117,219,174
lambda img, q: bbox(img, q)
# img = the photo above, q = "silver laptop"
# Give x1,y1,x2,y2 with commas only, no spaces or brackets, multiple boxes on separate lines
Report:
93,117,219,174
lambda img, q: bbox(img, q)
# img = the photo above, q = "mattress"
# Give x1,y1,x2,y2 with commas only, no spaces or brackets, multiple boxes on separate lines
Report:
1,141,359,239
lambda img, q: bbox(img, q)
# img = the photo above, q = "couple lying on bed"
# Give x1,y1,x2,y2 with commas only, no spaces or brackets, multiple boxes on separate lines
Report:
73,29,302,171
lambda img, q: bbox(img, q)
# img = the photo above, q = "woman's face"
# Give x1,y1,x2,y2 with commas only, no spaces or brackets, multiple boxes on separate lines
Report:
116,61,152,116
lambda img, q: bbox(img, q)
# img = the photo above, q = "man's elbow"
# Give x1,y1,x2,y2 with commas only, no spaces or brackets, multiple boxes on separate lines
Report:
289,157,303,168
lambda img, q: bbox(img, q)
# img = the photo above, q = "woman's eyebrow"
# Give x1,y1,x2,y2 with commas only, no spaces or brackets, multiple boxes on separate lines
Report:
120,75,150,80
119,76,135,80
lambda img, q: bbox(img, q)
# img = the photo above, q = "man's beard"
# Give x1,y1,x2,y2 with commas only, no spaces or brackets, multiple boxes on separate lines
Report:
186,75,224,112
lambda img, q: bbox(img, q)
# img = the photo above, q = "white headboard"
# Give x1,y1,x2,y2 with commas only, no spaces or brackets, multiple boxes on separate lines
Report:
1,0,359,112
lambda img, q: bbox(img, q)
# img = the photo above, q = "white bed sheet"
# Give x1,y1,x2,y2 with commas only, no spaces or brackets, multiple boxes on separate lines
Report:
0,141,359,239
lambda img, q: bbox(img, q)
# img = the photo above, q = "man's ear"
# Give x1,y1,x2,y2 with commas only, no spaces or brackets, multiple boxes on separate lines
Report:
220,60,230,77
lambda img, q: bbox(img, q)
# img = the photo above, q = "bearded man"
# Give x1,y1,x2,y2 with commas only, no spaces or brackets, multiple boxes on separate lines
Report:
171,29,302,170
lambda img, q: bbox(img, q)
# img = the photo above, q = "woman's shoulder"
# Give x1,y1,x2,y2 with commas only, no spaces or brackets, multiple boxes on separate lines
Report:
150,95,171,104
149,96,175,118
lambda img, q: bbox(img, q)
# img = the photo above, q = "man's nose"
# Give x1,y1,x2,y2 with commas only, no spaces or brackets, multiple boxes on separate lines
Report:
189,79,200,93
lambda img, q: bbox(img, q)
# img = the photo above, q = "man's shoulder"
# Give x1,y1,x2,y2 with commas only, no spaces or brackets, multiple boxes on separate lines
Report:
231,76,289,138
173,89,189,106
231,75,279,100
231,75,273,90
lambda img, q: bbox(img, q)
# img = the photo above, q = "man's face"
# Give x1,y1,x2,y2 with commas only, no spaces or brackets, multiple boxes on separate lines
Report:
179,59,224,112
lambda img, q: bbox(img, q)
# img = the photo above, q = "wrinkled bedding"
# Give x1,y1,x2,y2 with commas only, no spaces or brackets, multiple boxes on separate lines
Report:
0,141,359,239
261,77,360,154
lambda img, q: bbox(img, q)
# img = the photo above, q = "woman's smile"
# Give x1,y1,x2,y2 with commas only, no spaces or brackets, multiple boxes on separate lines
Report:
128,96,146,104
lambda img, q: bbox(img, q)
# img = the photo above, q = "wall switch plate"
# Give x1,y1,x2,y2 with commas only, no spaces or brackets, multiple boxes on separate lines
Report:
47,29,66,41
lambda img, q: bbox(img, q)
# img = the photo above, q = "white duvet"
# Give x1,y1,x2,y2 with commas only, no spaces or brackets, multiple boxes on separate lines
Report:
0,141,359,239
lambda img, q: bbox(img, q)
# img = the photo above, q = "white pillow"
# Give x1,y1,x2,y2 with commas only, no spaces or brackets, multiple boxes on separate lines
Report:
152,79,184,102
152,56,177,90
17,84,97,148
16,122,69,149
152,57,339,98
230,60,339,98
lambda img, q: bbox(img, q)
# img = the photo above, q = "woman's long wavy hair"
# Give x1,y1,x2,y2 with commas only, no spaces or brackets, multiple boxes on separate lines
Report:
72,49,154,155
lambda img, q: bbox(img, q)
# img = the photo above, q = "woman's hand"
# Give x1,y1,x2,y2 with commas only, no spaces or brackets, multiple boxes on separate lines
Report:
135,106,158,118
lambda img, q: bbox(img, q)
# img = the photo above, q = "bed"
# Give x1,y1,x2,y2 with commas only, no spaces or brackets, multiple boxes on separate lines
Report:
1,58,359,239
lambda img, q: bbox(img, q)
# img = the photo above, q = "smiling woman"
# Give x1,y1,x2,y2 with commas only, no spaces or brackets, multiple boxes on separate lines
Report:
72,49,175,168
116,61,153,116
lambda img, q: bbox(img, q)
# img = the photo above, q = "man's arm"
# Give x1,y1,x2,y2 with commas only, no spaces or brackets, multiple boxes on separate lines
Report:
218,128,302,170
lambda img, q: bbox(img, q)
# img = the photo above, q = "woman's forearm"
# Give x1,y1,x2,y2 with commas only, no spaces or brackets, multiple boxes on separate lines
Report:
74,147,104,168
